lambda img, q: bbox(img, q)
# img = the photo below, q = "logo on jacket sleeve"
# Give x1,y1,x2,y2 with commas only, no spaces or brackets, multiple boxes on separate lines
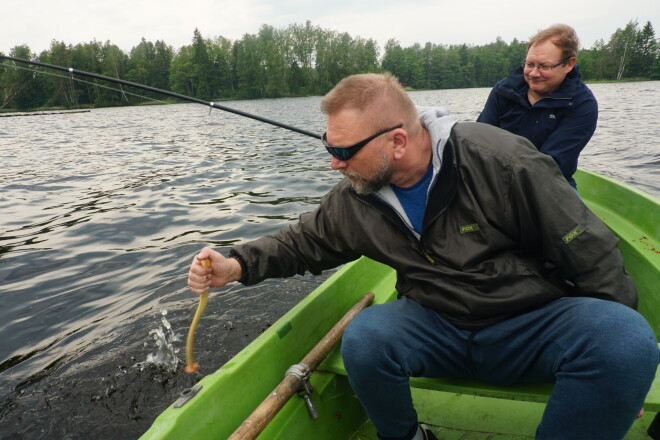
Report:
562,225,585,243
459,223,481,234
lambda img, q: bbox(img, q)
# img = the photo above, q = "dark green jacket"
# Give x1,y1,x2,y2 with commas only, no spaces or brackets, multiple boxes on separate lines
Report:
231,122,636,329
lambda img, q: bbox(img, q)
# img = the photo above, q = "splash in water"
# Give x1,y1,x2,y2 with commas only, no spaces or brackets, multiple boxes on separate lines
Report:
145,309,180,370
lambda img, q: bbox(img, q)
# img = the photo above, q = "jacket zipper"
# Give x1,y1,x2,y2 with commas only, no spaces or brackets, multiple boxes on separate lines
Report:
351,138,458,267
357,198,437,265
419,243,436,265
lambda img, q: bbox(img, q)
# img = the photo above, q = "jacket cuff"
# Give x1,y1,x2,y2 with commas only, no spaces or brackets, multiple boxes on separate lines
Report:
228,249,249,284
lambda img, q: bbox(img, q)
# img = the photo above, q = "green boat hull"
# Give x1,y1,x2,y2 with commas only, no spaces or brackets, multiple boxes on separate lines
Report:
141,169,660,439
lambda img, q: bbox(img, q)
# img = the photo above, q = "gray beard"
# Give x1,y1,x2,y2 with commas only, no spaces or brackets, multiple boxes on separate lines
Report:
341,151,393,195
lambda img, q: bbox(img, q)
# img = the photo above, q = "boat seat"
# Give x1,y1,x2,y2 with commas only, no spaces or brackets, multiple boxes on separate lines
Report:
318,342,660,412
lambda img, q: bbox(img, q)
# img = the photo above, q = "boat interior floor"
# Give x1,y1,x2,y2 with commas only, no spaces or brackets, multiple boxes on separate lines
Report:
349,389,657,440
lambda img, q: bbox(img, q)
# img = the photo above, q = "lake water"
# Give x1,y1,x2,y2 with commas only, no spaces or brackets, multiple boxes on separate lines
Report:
1,81,658,439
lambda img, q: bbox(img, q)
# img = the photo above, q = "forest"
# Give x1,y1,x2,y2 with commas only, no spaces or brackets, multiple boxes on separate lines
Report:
1,19,657,110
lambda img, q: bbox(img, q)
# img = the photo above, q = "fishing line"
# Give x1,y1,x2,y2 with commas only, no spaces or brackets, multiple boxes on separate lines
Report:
0,55,322,139
1,62,170,105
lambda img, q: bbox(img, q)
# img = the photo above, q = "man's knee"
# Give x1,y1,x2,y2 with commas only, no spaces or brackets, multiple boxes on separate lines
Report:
341,304,405,370
570,300,658,381
607,313,658,384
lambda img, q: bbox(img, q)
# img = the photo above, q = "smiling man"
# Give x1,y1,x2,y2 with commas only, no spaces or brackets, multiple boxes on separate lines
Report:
477,24,597,191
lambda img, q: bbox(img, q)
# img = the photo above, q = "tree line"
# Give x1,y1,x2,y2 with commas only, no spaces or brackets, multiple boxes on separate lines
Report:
1,19,657,110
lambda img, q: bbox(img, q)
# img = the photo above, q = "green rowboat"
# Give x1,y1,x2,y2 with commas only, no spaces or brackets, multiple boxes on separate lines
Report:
141,169,660,440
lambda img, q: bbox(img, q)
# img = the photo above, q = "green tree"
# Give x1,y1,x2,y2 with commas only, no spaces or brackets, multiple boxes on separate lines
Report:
405,44,427,89
651,54,660,80
287,21,318,94
42,40,78,107
629,21,657,78
1,45,42,109
420,43,442,89
258,24,287,97
382,39,406,81
315,31,355,93
153,40,173,90
313,28,334,92
609,20,639,80
578,39,607,80
207,36,233,97
0,51,5,106
170,45,195,96
474,37,513,86
126,38,157,102
127,38,155,87
352,37,380,74
437,49,463,89
232,32,266,98
96,42,130,106
191,28,213,98
506,38,527,73
125,38,172,102
70,40,104,105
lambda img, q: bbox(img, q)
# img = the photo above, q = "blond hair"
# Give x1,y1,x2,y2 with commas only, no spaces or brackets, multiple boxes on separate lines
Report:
321,73,419,133
528,24,580,59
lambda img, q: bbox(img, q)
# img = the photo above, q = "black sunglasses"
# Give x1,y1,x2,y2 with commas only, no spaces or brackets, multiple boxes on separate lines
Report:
322,124,403,161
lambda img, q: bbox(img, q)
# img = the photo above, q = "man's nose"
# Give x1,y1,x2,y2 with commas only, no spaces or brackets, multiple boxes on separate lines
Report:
330,156,347,170
528,66,543,76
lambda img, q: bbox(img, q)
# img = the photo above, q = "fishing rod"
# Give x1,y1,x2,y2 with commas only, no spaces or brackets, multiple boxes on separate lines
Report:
5,62,171,105
0,55,322,140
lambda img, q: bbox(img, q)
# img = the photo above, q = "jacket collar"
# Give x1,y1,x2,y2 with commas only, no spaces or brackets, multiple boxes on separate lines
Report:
423,134,458,228
367,107,457,237
350,123,460,238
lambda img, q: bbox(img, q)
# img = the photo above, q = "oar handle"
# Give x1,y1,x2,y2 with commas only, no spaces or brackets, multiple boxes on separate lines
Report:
228,292,375,440
300,292,375,371
184,259,211,373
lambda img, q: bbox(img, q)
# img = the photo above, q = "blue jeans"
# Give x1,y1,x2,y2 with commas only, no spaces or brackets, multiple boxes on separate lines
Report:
341,296,659,440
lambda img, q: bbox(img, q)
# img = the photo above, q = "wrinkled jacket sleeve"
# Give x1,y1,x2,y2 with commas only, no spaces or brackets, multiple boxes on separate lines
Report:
537,97,597,179
229,188,361,285
504,145,637,308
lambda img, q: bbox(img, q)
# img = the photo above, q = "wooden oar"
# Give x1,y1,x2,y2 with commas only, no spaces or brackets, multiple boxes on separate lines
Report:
227,291,375,440
184,259,211,373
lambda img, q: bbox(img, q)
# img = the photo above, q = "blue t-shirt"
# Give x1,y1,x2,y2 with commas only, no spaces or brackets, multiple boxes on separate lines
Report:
391,163,433,233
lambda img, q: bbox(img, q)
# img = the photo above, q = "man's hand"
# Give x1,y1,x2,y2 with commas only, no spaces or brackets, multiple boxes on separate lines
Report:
187,247,243,295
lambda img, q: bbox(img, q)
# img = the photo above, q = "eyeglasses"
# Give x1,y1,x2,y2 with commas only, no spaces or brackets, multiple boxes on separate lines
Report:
521,57,571,72
322,124,403,161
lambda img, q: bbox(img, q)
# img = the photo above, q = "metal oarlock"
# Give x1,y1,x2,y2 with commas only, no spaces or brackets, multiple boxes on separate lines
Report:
173,384,203,408
285,363,318,419
227,293,374,440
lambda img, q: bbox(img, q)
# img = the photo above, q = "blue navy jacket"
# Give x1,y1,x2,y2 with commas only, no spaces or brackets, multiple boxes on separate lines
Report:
477,66,597,188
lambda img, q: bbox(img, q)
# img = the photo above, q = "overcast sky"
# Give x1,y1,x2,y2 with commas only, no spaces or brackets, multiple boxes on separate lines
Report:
2,0,658,56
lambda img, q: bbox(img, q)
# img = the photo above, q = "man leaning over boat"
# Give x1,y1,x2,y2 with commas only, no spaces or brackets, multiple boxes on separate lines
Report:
187,72,659,440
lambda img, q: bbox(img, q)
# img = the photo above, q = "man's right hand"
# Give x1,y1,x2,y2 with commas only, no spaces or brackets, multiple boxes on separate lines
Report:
187,247,243,295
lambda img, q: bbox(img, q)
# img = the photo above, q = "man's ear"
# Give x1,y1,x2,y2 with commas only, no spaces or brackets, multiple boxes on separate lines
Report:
565,56,577,72
391,129,408,160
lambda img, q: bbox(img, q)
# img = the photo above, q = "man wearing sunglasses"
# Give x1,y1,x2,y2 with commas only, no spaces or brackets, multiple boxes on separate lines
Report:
477,24,597,191
187,73,657,440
